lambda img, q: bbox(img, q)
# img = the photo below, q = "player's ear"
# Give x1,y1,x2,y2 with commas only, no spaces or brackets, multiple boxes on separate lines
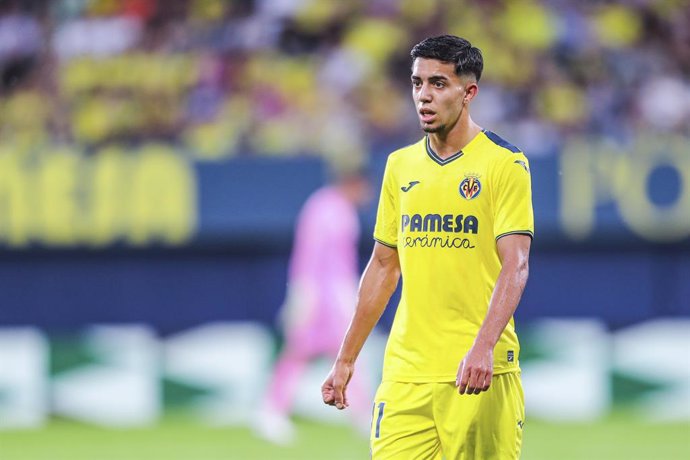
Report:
464,82,478,104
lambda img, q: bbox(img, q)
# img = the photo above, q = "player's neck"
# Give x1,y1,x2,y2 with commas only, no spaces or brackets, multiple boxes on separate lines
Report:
428,116,482,159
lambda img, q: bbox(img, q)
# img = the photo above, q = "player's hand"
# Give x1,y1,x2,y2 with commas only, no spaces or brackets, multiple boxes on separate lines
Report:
321,361,354,410
456,343,494,395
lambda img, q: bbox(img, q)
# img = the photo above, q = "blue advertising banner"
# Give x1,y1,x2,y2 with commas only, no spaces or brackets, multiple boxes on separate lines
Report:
0,136,688,332
0,134,687,249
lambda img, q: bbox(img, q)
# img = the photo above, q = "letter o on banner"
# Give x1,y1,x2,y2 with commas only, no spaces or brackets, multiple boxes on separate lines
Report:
615,136,690,242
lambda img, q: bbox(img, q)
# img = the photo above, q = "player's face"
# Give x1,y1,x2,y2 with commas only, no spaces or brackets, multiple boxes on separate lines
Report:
411,58,468,134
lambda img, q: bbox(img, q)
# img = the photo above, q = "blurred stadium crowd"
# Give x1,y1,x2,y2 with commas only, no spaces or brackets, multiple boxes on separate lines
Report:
0,0,688,165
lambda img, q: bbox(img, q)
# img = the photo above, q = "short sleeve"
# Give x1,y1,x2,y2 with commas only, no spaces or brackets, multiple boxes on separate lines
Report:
493,153,535,240
373,157,399,248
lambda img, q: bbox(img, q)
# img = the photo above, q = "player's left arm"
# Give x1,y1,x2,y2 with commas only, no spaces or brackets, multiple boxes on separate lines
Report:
456,234,531,395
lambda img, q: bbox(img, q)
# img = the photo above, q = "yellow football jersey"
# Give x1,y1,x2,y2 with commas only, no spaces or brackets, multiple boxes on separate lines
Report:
374,130,534,382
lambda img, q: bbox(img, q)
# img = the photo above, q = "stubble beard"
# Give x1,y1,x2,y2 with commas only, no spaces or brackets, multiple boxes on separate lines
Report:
422,123,445,134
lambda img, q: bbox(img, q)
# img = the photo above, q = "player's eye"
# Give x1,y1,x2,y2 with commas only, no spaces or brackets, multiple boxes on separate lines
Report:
412,80,422,88
434,81,445,88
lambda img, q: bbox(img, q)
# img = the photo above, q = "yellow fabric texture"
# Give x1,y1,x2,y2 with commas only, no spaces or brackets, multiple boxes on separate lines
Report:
370,373,525,459
373,131,534,382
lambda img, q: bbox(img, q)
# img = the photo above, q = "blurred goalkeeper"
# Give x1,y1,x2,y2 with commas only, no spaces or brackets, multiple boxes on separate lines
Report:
253,165,373,445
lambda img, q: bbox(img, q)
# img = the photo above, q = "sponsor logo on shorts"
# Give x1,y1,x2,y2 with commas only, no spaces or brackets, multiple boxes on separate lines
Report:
507,350,514,362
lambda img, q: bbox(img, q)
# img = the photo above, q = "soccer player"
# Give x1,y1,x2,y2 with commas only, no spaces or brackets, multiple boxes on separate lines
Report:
321,35,533,459
254,166,373,445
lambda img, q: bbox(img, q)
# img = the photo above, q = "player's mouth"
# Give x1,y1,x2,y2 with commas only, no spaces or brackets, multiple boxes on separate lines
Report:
419,108,436,123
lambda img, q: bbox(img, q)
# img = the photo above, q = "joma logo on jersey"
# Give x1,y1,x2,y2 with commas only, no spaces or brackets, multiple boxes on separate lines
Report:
401,214,478,234
459,175,481,200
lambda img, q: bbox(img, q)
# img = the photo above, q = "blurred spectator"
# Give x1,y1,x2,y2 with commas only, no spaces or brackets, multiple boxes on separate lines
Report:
0,1,43,92
53,12,142,59
0,0,688,160
637,75,690,132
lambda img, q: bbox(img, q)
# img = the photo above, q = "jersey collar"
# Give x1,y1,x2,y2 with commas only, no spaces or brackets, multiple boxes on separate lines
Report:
424,130,485,166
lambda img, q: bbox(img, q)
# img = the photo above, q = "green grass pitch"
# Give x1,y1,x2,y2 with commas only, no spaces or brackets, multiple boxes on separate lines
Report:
0,414,688,459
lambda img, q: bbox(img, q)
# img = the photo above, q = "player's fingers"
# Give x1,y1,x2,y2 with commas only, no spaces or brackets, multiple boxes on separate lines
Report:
482,372,493,392
455,359,465,388
474,370,492,394
323,389,335,405
333,378,346,410
458,366,471,395
472,368,492,395
464,372,474,394
468,368,483,395
342,385,349,409
459,366,473,395
321,380,335,405
475,370,487,394
473,380,483,395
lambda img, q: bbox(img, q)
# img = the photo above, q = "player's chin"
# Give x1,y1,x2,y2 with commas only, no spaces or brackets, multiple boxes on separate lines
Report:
421,123,442,133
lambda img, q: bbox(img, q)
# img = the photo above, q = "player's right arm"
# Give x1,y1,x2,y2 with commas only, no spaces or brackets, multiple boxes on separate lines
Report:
321,242,400,410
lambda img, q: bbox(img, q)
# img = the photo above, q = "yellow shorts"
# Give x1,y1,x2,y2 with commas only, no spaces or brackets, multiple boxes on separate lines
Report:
370,372,524,460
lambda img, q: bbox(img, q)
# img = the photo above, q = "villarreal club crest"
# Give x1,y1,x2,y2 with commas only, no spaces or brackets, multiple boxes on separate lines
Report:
459,174,482,200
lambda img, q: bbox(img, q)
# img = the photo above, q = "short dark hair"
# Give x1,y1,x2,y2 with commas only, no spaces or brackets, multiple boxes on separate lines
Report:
410,35,483,82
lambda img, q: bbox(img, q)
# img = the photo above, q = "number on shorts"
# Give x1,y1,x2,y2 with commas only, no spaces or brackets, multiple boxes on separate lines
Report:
375,402,385,438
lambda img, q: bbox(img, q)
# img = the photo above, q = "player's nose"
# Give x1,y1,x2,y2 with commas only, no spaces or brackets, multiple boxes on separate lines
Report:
419,86,432,102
